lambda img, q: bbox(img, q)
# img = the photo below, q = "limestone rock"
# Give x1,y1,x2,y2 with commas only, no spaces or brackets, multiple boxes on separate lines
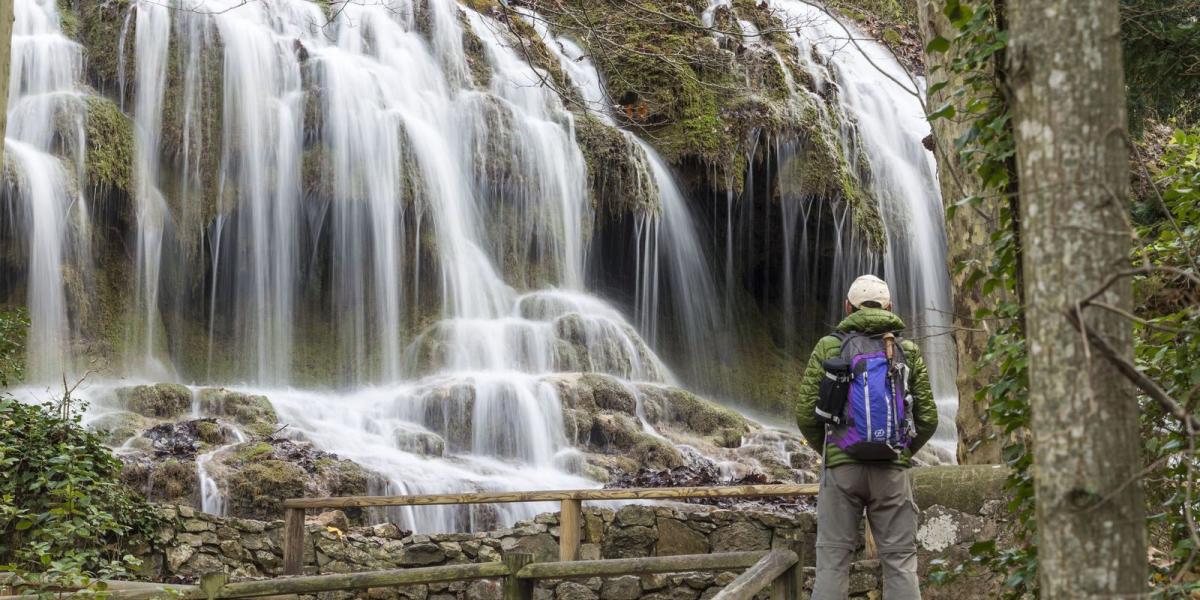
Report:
602,525,655,558
400,542,445,566
614,505,655,527
195,388,279,436
118,384,193,418
655,518,708,556
556,581,598,600
709,521,771,552
313,510,350,532
165,543,194,572
88,411,147,445
600,576,641,600
512,533,559,563
466,580,503,600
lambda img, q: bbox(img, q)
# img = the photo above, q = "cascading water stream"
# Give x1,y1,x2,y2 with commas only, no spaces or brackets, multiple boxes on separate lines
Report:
769,0,959,451
4,0,92,382
521,10,725,375
127,0,173,380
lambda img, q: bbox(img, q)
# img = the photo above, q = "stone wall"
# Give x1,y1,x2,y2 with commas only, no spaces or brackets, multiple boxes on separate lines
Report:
148,493,1009,599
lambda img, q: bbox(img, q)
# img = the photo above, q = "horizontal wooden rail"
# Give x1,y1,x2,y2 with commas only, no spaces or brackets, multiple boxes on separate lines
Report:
282,484,817,575
74,562,511,600
710,550,799,600
516,551,769,579
280,484,817,509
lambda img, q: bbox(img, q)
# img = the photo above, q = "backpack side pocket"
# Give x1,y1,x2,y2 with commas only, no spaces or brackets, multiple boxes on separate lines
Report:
816,357,851,425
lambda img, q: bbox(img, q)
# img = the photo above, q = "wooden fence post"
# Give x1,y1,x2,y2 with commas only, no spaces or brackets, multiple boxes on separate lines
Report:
558,499,582,561
282,507,306,576
502,553,533,600
770,531,806,600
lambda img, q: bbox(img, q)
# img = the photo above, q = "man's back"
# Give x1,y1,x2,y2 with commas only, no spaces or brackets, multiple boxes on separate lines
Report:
794,306,939,465
796,276,937,599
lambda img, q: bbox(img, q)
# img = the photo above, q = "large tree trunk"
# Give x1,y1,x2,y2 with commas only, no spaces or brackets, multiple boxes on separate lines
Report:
916,0,1005,464
0,0,12,160
1008,0,1147,595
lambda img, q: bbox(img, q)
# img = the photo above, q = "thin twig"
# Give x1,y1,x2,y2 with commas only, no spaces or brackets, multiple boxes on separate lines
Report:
1064,310,1200,433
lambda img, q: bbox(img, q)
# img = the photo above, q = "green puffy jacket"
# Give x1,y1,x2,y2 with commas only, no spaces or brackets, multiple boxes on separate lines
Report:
794,307,938,468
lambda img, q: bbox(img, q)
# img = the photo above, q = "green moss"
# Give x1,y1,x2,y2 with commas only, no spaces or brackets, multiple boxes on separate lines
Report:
574,116,659,221
197,388,277,423
460,11,493,88
234,441,274,462
83,96,134,194
118,383,193,418
78,0,133,96
630,436,685,469
194,420,224,444
57,0,80,38
226,460,307,518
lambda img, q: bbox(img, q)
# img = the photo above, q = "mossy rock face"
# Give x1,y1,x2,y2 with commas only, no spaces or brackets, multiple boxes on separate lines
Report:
195,388,278,436
83,95,134,195
77,0,133,100
211,439,374,521
638,385,748,436
117,383,194,418
119,456,199,506
573,116,658,222
224,460,308,520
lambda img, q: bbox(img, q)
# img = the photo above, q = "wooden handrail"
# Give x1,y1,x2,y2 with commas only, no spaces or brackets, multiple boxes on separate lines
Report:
280,483,818,509
516,551,770,579
75,562,511,600
281,483,817,575
710,550,799,600
66,550,804,600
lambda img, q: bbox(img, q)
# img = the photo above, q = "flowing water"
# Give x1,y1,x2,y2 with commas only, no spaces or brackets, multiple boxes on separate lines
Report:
768,0,959,450
4,0,959,528
5,0,89,382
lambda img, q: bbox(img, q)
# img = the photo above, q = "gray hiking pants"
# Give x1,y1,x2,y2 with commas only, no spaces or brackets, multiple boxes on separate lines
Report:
813,464,921,599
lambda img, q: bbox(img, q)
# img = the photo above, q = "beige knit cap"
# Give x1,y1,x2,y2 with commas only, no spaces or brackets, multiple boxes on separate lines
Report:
847,274,891,308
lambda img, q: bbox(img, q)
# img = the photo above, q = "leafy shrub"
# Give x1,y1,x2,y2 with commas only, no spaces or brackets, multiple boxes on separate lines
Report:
0,309,28,388
0,394,161,592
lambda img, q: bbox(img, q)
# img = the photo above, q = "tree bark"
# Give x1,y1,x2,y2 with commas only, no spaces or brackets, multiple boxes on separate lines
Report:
0,0,14,161
1007,0,1147,595
916,0,1005,464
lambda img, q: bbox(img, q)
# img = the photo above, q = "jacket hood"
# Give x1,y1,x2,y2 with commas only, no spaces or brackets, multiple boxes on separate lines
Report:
834,307,907,334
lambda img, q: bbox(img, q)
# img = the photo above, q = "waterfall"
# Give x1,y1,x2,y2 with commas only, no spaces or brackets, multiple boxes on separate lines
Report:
522,10,725,377
4,0,89,381
127,0,173,379
769,0,959,451
3,0,961,527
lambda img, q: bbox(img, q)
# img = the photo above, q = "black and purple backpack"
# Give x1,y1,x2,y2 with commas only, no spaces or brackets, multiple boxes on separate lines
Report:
815,331,917,460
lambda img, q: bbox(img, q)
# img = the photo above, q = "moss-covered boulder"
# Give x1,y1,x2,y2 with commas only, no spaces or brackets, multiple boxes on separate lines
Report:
82,95,134,196
574,116,658,222
117,383,193,418
195,388,278,437
210,439,374,521
119,456,199,506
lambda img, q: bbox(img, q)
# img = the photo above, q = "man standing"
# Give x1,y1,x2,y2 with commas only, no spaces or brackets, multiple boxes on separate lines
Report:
795,274,939,599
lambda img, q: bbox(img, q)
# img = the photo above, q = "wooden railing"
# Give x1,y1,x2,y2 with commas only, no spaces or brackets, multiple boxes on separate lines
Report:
37,484,817,600
66,547,806,600
280,483,818,575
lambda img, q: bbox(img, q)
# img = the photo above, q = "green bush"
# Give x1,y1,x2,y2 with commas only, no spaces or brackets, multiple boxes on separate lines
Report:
0,395,161,592
0,309,27,388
